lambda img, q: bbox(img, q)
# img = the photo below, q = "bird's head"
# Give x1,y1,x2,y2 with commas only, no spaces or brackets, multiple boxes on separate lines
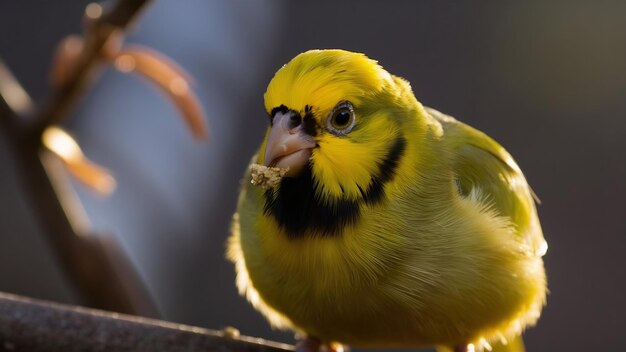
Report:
259,49,432,237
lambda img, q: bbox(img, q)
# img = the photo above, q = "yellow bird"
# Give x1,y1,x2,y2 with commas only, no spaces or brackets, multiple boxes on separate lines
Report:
228,50,547,352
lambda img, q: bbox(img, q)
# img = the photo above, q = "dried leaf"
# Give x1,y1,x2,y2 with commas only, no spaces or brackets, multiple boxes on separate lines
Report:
111,45,208,140
42,126,116,196
65,157,117,196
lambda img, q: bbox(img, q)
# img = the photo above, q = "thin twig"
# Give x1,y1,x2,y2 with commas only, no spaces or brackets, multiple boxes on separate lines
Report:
0,0,159,317
29,0,152,134
0,58,34,118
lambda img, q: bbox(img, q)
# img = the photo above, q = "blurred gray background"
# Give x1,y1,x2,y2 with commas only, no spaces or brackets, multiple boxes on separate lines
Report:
1,1,625,351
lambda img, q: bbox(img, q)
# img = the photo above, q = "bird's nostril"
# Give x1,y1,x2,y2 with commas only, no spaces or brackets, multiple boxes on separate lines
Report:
288,114,302,130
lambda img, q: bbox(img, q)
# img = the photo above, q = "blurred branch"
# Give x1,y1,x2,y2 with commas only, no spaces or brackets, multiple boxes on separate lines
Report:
0,59,34,118
0,292,295,352
30,0,151,134
0,1,159,317
0,111,159,316
110,45,209,139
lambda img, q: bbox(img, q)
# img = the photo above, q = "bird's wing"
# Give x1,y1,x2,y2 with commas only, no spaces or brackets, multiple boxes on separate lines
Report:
427,107,545,253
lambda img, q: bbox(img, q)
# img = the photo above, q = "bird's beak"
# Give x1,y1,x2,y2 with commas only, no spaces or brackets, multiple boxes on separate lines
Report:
264,110,315,177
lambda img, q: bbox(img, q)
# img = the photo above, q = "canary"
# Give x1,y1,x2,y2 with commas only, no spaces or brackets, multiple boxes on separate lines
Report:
228,50,547,352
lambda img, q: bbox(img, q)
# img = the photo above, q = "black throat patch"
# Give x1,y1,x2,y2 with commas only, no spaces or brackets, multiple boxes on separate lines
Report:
263,136,406,238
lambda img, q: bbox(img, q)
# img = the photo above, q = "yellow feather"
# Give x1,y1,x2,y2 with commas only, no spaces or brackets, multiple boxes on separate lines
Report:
228,50,546,351
264,50,392,115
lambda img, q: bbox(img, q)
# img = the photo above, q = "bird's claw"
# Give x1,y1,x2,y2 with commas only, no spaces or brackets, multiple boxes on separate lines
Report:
295,336,345,352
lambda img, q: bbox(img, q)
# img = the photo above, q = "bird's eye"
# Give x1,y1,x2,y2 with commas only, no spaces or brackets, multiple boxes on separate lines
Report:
327,101,356,135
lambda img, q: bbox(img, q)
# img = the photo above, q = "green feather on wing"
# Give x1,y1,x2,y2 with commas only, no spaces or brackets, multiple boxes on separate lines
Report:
427,107,541,243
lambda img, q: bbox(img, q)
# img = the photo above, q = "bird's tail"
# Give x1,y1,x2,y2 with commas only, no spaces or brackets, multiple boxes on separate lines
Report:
436,335,525,352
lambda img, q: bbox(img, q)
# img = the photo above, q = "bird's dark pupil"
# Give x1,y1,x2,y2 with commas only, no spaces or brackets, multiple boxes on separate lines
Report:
334,110,351,127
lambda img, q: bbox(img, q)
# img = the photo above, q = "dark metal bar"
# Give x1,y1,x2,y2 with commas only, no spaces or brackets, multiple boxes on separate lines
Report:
0,292,294,352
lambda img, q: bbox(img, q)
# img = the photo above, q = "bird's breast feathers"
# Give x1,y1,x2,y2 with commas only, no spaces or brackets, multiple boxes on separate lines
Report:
227,49,546,349
230,130,544,347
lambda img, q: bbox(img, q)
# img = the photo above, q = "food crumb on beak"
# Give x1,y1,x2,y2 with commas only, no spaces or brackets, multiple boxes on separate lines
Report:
250,164,289,189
